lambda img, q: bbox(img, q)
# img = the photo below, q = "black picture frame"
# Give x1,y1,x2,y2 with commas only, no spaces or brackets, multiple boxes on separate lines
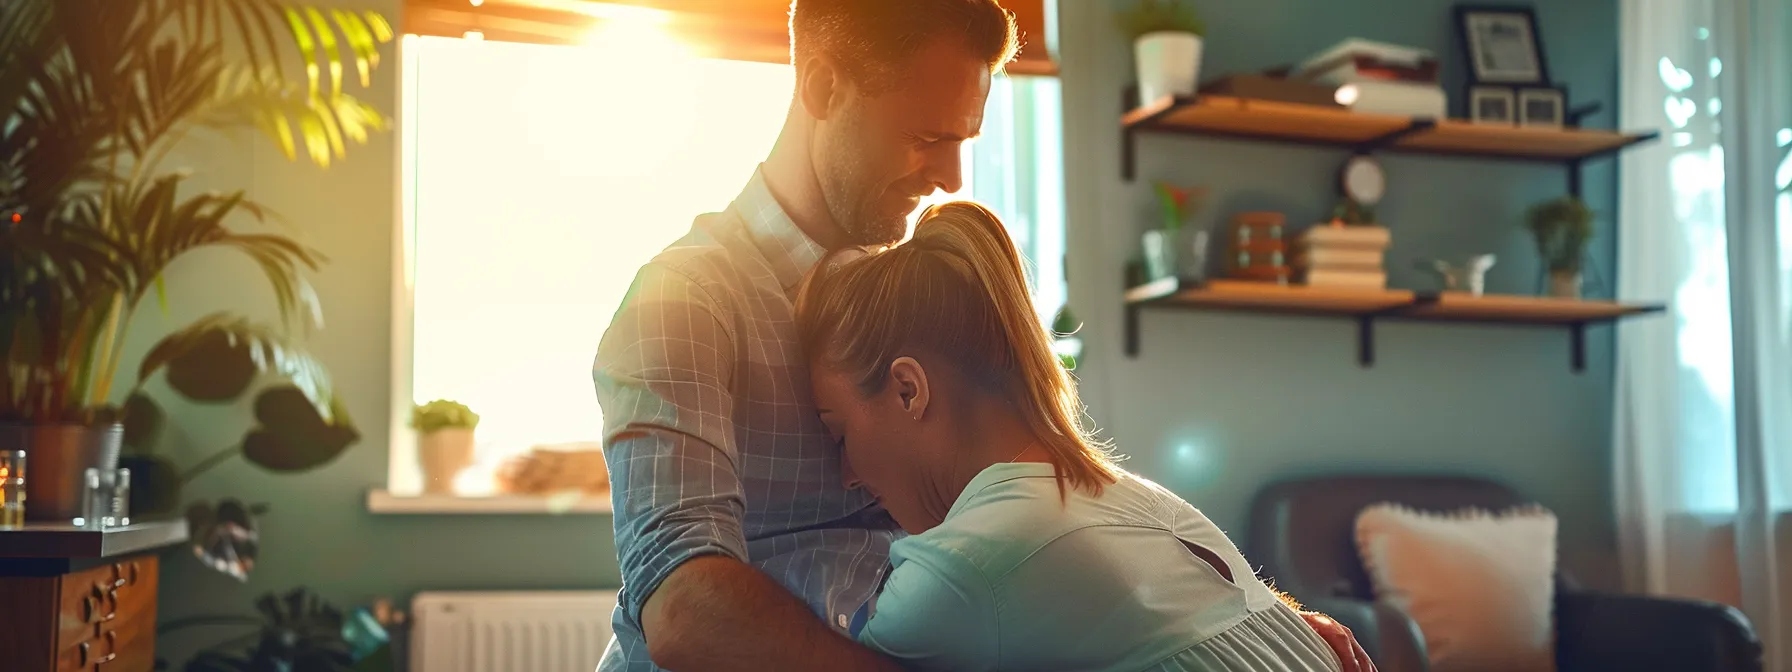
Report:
1469,85,1516,124
1454,5,1550,85
1517,86,1566,127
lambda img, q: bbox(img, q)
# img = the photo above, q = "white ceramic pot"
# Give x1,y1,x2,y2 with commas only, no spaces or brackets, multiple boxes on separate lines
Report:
418,428,475,495
1134,31,1204,107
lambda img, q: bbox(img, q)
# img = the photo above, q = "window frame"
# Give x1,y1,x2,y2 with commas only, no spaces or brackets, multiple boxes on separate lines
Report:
373,36,1066,513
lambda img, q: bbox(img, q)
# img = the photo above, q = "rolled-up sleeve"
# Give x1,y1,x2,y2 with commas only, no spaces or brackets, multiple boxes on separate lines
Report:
858,539,999,671
593,262,747,631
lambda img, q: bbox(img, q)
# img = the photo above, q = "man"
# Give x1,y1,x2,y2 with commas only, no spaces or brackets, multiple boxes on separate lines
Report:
593,2,1376,670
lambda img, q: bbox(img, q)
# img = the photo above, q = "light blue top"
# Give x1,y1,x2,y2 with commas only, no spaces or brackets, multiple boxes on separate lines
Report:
857,463,1342,672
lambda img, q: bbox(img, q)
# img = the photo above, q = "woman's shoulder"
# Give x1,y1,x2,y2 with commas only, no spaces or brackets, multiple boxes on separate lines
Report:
902,464,1184,578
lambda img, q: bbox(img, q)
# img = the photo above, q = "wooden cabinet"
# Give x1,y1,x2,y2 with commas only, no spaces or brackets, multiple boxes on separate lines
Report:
0,521,187,672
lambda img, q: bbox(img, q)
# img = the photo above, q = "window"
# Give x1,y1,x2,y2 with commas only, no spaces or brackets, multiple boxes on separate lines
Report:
389,32,1065,500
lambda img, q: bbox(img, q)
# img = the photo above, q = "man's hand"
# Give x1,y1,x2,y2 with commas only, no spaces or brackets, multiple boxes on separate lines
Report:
1299,611,1377,672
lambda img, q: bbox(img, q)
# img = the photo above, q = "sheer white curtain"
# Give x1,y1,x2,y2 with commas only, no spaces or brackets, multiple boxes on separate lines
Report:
1615,0,1792,668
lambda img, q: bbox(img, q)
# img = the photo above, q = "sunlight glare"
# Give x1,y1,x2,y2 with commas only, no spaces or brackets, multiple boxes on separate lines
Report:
581,19,690,60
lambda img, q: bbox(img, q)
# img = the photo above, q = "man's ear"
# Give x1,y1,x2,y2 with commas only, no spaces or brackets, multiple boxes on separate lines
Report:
797,55,845,121
888,357,931,420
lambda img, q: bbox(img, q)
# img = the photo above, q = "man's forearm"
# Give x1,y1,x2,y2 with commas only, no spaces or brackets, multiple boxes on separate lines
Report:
643,555,901,672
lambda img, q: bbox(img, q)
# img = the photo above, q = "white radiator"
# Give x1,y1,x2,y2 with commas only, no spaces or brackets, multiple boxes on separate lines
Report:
410,591,618,672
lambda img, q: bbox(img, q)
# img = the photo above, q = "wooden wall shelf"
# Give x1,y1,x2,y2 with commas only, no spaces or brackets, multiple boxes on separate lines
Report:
1124,279,1666,371
1120,95,1660,185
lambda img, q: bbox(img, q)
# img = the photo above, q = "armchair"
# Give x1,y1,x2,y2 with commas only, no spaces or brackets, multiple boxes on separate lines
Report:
1245,475,1762,672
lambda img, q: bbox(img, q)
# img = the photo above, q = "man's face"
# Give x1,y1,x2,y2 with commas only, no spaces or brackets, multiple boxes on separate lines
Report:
812,40,992,247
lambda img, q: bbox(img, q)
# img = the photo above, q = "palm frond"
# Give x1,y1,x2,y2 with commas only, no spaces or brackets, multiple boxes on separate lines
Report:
4,0,390,421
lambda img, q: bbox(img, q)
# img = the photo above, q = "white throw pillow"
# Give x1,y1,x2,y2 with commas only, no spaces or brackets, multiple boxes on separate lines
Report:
1354,503,1558,672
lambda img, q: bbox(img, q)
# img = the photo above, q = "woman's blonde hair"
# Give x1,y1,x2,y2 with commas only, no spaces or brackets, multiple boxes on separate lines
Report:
795,201,1119,497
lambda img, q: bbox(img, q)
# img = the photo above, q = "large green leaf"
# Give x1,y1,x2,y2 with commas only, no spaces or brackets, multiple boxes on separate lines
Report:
241,385,357,472
187,498,259,580
139,315,335,417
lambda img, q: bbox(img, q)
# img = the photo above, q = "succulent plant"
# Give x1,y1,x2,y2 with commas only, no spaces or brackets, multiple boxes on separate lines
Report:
411,400,479,434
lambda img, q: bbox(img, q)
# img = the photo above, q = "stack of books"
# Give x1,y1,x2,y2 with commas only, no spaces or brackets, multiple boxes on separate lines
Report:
1293,225,1392,290
1293,38,1446,118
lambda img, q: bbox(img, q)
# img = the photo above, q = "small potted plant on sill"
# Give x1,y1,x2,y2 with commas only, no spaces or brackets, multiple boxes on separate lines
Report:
1142,182,1210,283
1525,195,1595,299
1118,0,1208,108
412,400,480,495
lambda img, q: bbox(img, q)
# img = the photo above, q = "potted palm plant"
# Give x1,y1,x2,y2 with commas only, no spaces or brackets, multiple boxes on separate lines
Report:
1525,195,1595,298
411,400,480,495
1118,0,1208,108
2,0,390,521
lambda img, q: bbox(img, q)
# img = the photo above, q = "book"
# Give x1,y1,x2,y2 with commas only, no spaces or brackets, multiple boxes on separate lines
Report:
1300,268,1388,289
1292,247,1385,269
1297,225,1392,250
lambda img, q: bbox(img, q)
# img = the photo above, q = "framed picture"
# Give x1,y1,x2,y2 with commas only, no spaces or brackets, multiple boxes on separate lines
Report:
1469,86,1516,124
1455,5,1549,84
1518,87,1565,127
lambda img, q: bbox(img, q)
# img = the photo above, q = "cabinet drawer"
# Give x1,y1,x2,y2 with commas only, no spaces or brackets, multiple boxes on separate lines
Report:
55,556,158,672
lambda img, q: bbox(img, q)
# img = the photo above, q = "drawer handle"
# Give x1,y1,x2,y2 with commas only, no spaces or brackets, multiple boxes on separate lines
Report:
89,631,119,666
128,561,141,585
78,641,88,666
82,595,98,622
103,588,118,621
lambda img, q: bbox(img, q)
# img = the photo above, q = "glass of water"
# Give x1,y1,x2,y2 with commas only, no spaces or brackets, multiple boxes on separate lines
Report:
81,467,131,529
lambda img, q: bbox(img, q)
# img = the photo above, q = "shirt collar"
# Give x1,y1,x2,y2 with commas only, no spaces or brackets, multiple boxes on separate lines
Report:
735,167,825,293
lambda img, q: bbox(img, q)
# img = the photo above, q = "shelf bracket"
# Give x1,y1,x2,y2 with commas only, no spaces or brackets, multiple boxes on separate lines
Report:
1121,86,1139,181
1123,127,1139,182
1570,322,1587,372
1125,302,1142,358
1357,315,1376,367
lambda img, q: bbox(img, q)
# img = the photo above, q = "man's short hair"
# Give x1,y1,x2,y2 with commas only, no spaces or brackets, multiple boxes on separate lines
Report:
789,0,1021,93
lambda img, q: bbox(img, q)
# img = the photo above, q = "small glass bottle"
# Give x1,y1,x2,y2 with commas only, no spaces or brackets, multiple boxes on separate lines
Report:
0,450,24,529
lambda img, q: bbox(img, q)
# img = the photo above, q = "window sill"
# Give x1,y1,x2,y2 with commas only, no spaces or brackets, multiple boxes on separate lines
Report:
366,489,613,515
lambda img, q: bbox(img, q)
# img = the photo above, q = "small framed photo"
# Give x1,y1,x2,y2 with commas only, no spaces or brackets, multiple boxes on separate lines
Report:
1469,86,1515,125
1518,87,1565,127
1456,5,1549,85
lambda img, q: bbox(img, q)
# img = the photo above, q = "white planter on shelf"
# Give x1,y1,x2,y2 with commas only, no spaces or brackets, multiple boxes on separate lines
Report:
418,427,475,495
1134,31,1204,108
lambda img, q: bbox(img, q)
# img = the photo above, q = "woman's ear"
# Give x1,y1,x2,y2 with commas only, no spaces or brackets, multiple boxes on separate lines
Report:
888,357,931,421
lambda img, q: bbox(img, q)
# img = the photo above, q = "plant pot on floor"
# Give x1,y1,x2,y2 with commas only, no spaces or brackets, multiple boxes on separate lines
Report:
1549,270,1583,299
418,428,475,495
0,422,122,522
1135,31,1203,107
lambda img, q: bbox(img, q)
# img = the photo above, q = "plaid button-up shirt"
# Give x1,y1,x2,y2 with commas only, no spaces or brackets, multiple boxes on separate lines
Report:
593,169,899,671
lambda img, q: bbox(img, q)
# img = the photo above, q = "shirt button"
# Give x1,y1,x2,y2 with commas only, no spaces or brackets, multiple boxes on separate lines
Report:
836,613,849,628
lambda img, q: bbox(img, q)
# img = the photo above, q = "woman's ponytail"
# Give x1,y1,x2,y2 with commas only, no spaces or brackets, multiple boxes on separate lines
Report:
797,201,1118,498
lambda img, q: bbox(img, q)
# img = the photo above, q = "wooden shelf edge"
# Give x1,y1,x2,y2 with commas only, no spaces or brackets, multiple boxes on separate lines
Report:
1121,95,1660,163
1127,282,1665,324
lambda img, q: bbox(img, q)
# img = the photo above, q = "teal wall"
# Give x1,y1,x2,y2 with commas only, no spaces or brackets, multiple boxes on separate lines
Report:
1058,0,1623,588
147,0,1623,664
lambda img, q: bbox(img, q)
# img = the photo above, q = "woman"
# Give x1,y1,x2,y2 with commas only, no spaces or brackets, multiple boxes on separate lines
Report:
795,202,1352,672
